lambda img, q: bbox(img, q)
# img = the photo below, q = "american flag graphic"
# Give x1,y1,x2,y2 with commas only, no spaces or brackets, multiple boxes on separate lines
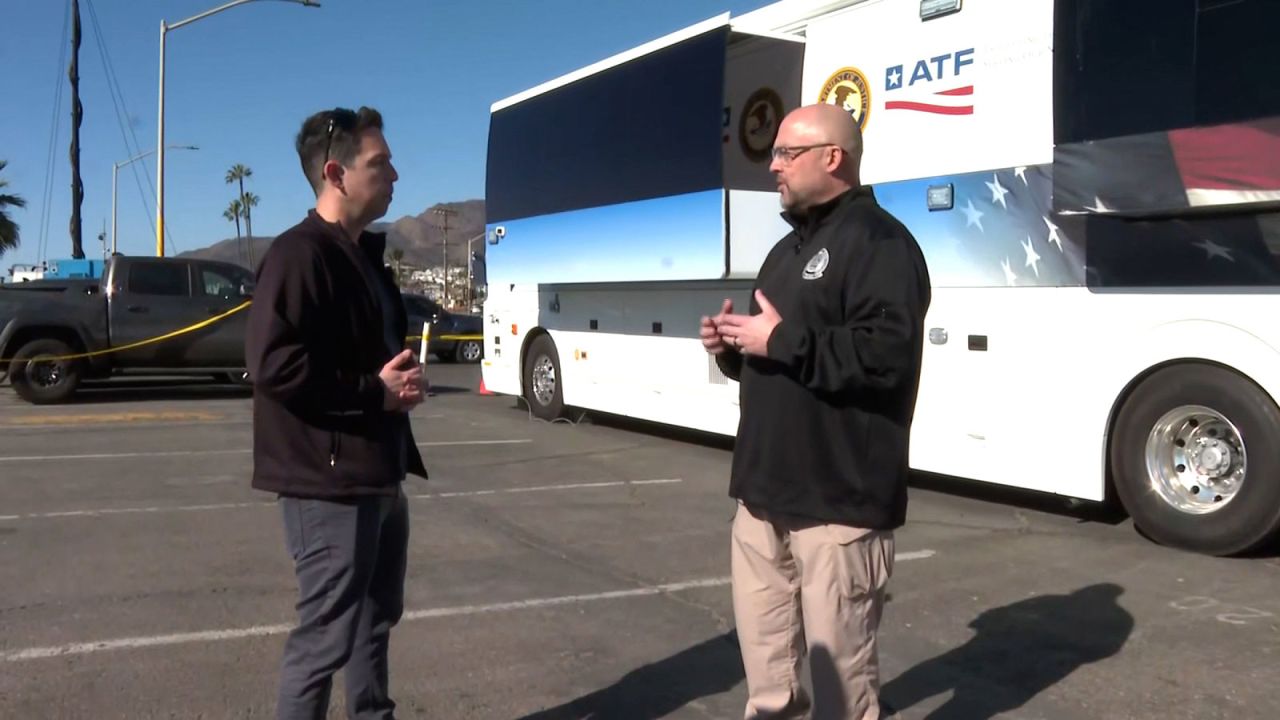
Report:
879,149,1280,290
877,163,1086,288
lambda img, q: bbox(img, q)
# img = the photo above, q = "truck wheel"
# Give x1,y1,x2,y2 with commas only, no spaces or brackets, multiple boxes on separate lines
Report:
1110,363,1280,556
454,339,483,363
523,334,564,420
9,338,84,405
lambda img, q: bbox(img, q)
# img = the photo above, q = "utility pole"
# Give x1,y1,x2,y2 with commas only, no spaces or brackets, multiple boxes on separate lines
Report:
432,207,457,307
69,0,86,259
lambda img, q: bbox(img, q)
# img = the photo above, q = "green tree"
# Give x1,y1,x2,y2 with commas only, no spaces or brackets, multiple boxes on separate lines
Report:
0,160,26,259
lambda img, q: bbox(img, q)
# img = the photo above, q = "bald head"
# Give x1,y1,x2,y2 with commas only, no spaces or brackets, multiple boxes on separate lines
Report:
769,104,864,212
785,104,863,168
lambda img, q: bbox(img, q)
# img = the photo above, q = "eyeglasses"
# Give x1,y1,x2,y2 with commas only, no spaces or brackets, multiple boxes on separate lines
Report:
771,143,839,163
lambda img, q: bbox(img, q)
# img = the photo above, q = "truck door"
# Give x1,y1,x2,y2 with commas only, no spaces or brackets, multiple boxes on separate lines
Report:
193,262,252,367
109,260,207,367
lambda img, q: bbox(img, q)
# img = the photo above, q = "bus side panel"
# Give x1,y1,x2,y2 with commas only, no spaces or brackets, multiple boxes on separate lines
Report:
485,191,727,285
802,0,1054,185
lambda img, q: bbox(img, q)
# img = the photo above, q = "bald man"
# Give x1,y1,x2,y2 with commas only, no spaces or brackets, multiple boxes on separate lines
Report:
701,104,931,719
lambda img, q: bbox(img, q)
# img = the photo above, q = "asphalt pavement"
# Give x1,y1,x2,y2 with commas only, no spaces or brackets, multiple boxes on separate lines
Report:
0,364,1276,719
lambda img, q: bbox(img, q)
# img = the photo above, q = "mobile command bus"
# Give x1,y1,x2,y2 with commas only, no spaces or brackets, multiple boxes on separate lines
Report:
479,0,1280,556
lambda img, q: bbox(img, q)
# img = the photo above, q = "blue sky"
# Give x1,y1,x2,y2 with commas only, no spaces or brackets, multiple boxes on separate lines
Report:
1,0,774,268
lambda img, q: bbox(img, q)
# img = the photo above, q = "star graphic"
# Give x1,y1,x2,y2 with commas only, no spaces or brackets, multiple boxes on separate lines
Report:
1085,196,1113,213
1043,215,1063,252
1194,238,1234,262
1022,235,1041,278
1001,257,1017,286
985,174,1010,210
962,198,984,232
1014,166,1028,185
888,68,902,88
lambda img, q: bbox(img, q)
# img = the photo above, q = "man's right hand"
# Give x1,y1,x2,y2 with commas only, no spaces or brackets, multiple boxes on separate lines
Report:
380,349,424,411
700,298,734,355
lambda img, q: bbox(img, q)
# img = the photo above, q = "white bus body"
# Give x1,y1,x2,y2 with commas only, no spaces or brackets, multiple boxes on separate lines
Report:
481,0,1280,555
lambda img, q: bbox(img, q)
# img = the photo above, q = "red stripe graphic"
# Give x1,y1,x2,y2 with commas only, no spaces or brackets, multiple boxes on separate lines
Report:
1168,118,1280,191
885,85,974,114
885,101,973,115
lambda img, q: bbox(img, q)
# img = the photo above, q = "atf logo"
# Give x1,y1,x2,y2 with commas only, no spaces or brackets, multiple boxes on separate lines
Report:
885,48,974,90
884,48,975,116
738,87,785,163
817,67,871,130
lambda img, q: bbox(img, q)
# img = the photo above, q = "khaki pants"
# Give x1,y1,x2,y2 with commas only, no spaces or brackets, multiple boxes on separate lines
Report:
731,502,894,720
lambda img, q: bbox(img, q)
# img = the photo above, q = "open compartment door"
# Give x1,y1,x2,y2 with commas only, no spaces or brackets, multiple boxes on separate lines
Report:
723,25,805,277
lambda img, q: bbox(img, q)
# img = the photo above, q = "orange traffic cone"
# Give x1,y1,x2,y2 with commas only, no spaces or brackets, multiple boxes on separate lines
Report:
478,378,493,396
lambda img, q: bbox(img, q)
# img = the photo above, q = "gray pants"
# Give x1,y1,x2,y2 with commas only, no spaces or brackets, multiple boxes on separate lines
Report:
277,488,409,720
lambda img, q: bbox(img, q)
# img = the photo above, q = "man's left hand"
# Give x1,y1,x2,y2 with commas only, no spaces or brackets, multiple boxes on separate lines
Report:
718,290,782,357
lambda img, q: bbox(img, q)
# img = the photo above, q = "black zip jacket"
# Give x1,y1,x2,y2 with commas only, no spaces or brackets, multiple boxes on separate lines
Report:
246,210,427,499
718,187,931,529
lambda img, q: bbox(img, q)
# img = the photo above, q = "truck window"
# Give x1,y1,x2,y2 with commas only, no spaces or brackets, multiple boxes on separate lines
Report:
200,267,240,298
127,262,190,297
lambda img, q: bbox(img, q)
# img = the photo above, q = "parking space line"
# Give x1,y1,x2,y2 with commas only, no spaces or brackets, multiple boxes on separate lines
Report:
0,411,223,427
0,439,532,464
419,478,682,499
1,478,686,521
2,419,253,431
0,549,936,662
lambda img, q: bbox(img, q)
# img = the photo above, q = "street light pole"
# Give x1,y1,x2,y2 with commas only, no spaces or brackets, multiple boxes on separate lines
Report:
155,0,320,257
155,19,166,257
117,145,197,256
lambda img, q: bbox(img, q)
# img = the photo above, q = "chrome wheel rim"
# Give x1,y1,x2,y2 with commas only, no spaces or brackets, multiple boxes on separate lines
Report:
1144,405,1245,514
531,355,556,406
460,341,482,362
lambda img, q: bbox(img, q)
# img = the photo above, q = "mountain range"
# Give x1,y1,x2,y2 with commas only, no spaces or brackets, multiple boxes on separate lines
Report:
177,199,486,270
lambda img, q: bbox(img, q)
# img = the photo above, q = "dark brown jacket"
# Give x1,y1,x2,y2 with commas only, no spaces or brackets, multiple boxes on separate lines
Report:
246,210,427,498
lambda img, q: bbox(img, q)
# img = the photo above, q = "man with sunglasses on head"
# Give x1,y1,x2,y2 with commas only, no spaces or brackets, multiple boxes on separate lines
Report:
247,106,427,720
700,104,931,720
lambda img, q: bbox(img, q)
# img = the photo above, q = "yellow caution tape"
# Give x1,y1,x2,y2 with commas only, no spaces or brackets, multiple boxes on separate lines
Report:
405,333,483,342
0,300,253,364
0,299,480,366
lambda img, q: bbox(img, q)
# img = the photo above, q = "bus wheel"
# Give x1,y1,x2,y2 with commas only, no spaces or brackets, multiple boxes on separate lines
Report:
523,334,564,421
1111,363,1280,556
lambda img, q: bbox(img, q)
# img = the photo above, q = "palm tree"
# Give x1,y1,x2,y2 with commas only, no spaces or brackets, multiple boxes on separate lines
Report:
223,198,244,263
240,191,260,267
390,247,405,283
0,160,26,259
225,163,254,238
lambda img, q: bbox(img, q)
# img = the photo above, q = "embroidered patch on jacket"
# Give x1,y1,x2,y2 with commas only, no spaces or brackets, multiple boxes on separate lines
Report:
803,248,830,280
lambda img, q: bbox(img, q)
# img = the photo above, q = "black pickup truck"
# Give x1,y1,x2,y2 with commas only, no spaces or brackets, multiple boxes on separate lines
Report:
0,256,255,404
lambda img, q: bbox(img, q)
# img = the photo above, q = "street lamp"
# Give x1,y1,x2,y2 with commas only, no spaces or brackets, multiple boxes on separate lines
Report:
114,145,197,256
155,0,320,257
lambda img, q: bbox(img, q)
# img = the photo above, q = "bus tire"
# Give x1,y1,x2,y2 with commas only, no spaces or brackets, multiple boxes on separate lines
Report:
9,338,84,405
523,334,564,421
1110,363,1280,556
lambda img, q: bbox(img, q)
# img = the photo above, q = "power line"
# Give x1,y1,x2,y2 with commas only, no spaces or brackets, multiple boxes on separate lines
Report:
84,0,174,254
37,0,73,264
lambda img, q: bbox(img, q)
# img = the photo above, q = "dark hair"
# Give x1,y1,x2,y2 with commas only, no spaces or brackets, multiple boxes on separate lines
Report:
295,106,384,194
